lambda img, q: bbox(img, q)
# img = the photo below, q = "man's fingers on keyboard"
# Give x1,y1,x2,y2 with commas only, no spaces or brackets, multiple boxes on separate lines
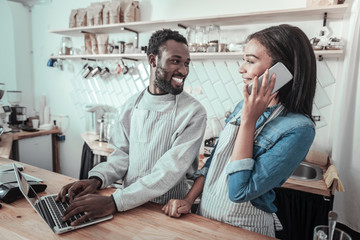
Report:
71,216,85,226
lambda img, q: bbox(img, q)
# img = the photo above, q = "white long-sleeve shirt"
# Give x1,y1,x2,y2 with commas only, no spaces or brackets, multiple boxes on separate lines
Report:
89,89,207,211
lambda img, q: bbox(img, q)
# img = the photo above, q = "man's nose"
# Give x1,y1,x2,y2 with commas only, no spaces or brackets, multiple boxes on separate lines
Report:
178,64,188,75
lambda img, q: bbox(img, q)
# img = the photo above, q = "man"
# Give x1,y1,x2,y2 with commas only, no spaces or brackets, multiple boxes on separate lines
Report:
57,29,207,225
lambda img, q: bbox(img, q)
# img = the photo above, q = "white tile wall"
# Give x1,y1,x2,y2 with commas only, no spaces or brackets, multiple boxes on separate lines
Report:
69,59,335,129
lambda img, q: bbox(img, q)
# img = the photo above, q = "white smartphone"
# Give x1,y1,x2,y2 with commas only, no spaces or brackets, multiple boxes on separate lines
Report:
247,62,293,94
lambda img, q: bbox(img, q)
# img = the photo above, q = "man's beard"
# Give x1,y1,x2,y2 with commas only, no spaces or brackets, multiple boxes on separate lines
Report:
155,66,184,95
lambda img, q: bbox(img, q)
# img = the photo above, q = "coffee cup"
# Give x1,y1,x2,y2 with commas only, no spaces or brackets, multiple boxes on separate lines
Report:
32,119,39,129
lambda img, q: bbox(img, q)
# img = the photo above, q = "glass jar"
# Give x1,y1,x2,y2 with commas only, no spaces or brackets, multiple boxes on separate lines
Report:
59,37,73,55
207,42,218,53
207,24,220,52
326,37,343,50
195,26,208,52
186,27,197,52
208,24,220,43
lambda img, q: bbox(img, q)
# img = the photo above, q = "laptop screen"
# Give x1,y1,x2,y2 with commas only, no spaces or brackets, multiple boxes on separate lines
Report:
13,163,42,208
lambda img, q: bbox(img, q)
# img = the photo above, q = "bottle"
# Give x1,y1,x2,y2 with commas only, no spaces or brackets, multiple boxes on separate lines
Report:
60,37,73,55
98,118,106,142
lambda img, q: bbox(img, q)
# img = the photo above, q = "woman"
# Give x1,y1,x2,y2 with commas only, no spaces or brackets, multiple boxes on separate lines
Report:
162,24,316,237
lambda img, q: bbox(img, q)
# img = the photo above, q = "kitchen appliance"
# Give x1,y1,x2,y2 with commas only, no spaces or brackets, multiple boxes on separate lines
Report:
85,104,117,140
0,83,12,133
7,90,27,128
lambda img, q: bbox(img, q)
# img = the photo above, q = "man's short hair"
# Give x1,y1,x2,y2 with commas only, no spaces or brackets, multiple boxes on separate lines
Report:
147,29,188,57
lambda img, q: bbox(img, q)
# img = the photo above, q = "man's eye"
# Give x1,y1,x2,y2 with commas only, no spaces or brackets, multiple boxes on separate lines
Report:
170,59,179,64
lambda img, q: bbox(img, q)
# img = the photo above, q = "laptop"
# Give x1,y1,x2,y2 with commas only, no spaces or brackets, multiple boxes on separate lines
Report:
12,163,113,234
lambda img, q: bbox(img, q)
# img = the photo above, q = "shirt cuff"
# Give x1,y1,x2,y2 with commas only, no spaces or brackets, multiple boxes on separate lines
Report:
111,194,118,212
226,158,254,175
112,189,125,212
192,167,209,180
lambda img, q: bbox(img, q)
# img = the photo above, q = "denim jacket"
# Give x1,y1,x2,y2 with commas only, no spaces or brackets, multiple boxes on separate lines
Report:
197,100,315,213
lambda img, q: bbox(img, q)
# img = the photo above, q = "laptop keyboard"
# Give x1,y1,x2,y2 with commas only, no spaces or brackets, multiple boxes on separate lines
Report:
43,195,87,228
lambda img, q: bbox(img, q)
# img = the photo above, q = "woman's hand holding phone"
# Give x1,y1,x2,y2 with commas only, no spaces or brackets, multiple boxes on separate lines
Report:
231,70,277,163
241,69,277,124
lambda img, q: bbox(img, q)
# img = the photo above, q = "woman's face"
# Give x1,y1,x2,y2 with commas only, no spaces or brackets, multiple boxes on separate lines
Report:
239,39,273,86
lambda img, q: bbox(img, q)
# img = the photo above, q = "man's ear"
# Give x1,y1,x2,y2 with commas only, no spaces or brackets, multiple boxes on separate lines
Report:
148,54,156,68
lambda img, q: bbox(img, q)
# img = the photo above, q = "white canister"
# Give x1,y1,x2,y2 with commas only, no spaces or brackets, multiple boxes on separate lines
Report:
39,95,46,125
44,105,51,124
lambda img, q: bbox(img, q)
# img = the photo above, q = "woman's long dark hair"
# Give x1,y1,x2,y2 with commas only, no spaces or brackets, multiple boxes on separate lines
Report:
246,24,316,122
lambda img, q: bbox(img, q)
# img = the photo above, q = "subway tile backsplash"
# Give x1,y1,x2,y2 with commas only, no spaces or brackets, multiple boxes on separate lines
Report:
69,59,335,129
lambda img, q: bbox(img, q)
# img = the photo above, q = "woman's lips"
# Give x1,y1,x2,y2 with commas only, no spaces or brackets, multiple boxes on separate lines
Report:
243,78,252,84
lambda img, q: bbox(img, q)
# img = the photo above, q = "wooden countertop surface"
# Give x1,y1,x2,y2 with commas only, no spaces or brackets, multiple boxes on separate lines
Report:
0,128,61,159
12,128,62,140
81,132,331,197
0,158,275,240
81,132,114,156
281,163,330,196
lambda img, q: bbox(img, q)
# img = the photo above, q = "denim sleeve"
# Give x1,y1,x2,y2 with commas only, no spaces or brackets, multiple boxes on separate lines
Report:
226,125,315,203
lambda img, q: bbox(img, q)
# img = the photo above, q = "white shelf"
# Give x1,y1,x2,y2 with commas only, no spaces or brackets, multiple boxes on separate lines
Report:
51,50,344,61
49,4,348,36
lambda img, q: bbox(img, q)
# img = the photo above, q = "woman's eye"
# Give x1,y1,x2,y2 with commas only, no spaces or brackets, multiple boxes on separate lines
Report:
242,58,253,64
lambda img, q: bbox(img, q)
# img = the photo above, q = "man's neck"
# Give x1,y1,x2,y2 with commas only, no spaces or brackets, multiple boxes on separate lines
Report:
147,86,168,95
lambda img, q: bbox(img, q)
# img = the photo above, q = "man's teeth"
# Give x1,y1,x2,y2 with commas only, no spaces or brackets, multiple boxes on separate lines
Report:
172,77,183,83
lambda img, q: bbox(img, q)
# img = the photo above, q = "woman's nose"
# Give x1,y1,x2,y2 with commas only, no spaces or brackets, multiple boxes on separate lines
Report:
238,65,245,74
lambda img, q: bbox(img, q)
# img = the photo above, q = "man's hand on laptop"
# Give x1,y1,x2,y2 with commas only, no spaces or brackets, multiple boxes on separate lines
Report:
56,178,101,203
61,194,116,226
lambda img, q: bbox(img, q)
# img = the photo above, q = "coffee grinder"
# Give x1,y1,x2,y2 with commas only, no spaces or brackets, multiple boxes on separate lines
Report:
0,83,12,132
7,90,27,129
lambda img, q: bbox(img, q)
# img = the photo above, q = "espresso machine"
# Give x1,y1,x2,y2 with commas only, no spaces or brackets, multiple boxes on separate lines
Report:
7,90,27,129
85,104,117,142
0,83,12,133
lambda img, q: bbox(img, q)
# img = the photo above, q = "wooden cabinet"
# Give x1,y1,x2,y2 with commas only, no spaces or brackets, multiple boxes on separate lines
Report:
49,4,348,61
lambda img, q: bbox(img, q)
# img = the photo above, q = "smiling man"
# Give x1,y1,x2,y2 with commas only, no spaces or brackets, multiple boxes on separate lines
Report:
57,29,207,225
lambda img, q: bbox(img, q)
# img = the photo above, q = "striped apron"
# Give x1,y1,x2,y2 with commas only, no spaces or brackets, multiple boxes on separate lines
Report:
198,105,284,237
125,90,189,204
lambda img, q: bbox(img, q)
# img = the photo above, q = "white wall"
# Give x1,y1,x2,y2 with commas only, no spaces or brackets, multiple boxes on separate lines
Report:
0,2,19,100
2,0,346,180
0,2,35,114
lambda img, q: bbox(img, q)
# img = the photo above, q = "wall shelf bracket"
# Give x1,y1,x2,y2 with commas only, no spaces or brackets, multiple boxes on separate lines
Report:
177,24,187,29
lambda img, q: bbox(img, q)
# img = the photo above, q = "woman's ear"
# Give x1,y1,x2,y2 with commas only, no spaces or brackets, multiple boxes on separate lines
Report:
148,54,156,68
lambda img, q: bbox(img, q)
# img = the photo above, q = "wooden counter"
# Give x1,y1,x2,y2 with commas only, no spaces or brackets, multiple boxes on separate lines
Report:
82,132,331,197
0,128,62,172
0,157,275,240
0,133,13,158
81,132,113,156
282,167,330,197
